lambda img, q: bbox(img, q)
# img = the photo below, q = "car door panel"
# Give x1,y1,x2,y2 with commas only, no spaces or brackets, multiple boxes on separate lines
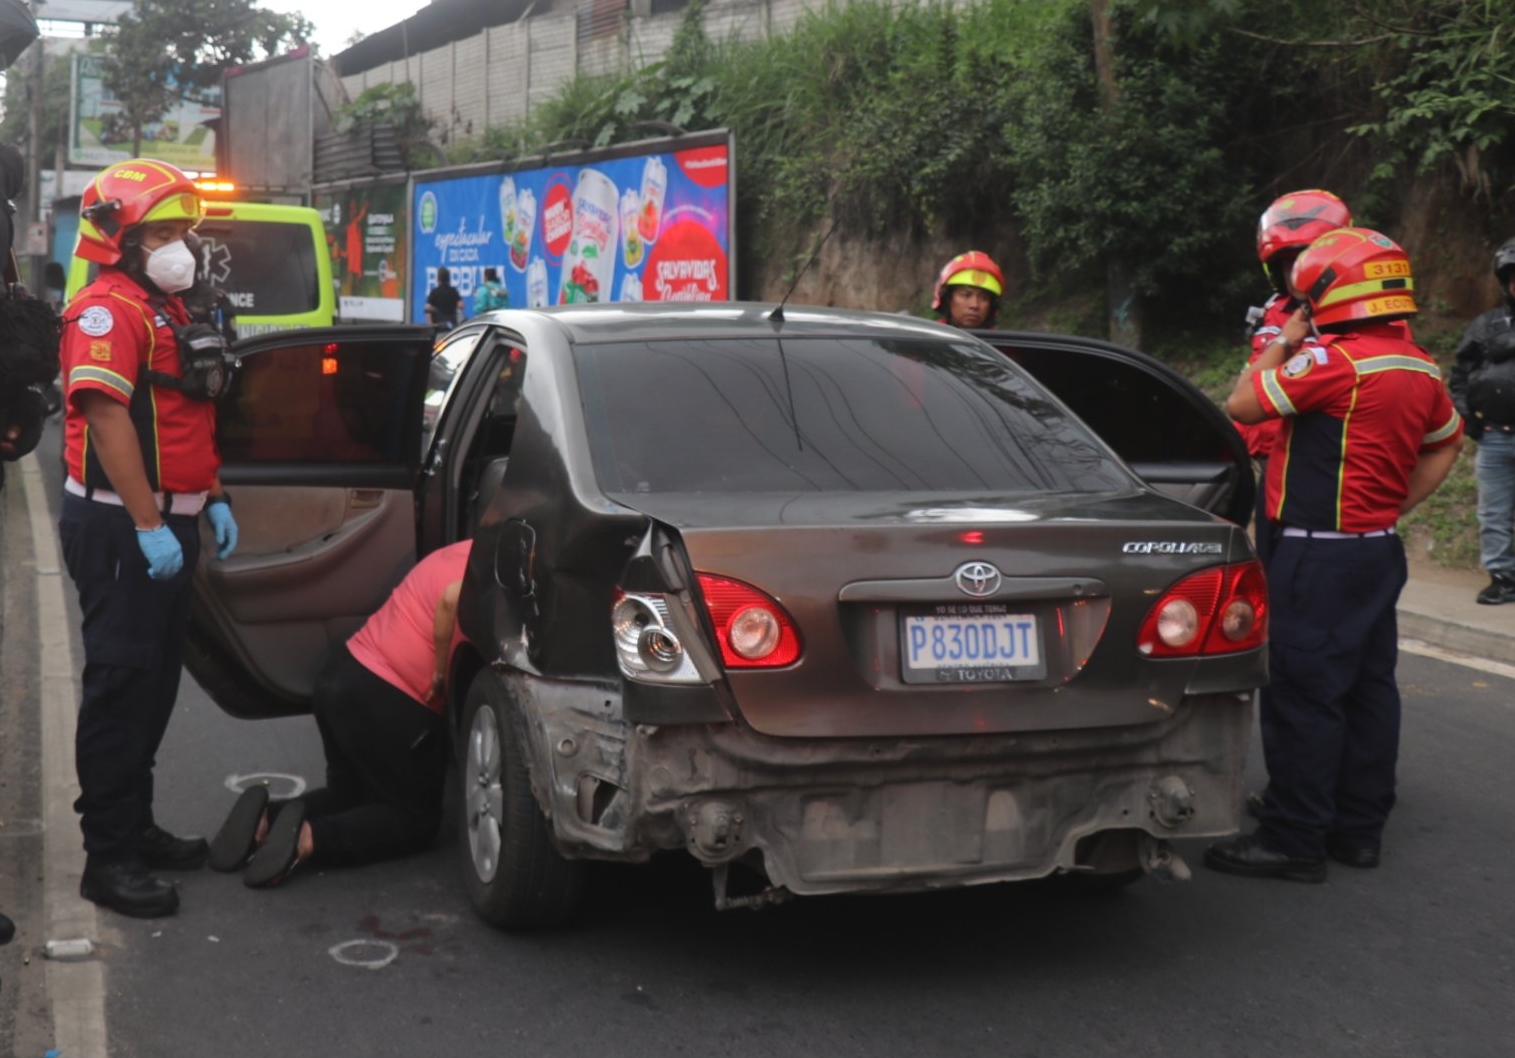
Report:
187,327,435,719
978,331,1254,526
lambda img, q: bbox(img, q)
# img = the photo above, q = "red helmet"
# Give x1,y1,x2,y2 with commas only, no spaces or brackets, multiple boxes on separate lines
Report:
1256,190,1352,264
76,159,204,266
1291,227,1417,329
931,251,1005,311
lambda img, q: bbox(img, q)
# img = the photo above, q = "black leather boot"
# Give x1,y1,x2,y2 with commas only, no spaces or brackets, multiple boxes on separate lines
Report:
80,860,180,918
137,823,209,871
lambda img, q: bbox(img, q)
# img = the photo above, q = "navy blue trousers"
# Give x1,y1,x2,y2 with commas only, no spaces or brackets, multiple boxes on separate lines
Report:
1257,532,1406,859
58,492,201,865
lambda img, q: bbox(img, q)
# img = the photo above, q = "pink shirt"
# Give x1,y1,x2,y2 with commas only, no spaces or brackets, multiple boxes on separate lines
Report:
347,541,471,713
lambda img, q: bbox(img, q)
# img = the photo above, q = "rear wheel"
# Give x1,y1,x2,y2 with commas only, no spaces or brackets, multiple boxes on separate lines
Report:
458,672,585,929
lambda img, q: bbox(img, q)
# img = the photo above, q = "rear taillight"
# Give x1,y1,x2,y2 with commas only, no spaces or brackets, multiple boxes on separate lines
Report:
696,573,802,668
1136,560,1267,657
611,590,703,683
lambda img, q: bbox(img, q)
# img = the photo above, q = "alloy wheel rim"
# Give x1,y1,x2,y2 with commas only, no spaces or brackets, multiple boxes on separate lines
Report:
465,705,504,883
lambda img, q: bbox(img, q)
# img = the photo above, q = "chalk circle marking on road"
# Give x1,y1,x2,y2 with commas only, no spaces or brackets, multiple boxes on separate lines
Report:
329,939,400,970
224,772,307,799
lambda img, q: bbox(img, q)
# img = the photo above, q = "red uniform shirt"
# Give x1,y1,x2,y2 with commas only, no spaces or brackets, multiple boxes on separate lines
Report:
1238,297,1415,460
1236,294,1294,459
1250,322,1462,532
62,270,220,493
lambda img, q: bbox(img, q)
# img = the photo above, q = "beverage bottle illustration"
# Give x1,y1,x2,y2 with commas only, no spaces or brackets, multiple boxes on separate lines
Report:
510,188,537,272
500,177,519,270
638,156,667,245
527,258,549,308
619,273,643,303
621,188,643,269
557,169,619,304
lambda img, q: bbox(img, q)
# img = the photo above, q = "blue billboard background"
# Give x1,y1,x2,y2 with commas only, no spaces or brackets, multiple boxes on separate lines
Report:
410,137,732,322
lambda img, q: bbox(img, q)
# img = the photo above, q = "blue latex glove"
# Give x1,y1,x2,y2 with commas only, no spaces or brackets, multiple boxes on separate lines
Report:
137,525,184,580
206,501,238,560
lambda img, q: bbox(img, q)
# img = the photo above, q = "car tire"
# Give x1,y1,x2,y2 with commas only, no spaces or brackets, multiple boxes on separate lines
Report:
458,671,586,930
1045,868,1145,895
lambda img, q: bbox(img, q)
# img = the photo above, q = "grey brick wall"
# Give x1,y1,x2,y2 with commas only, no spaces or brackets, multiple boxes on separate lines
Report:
337,0,904,142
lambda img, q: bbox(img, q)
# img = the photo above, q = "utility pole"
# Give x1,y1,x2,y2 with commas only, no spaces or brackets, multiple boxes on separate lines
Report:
25,33,44,292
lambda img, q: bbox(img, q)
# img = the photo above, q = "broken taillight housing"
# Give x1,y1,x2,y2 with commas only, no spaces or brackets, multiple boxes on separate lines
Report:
611,589,703,683
1136,560,1268,657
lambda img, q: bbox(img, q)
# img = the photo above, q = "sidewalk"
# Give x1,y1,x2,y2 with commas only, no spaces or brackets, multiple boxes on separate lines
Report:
1399,554,1515,667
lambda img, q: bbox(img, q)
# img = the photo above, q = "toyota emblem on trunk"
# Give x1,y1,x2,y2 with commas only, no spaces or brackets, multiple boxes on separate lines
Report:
953,561,1002,598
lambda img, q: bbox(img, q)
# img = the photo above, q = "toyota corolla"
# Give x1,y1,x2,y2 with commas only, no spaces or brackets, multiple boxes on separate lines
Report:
187,303,1264,929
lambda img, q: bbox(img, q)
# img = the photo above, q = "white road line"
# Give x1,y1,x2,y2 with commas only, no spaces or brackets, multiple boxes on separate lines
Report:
1400,637,1515,682
20,453,110,1058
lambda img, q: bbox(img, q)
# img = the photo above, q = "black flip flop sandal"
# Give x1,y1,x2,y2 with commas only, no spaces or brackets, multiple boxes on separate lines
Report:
243,801,307,889
208,785,269,873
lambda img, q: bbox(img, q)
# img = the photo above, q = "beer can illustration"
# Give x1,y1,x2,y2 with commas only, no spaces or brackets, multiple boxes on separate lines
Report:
510,188,537,273
557,169,619,305
619,273,643,303
621,188,643,270
638,156,667,245
500,177,520,271
527,258,549,308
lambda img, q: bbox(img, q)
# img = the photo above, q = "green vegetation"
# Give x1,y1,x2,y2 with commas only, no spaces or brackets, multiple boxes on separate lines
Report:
334,83,441,170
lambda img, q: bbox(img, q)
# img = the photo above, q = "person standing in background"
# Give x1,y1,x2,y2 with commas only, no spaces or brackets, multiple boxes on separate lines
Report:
1448,238,1515,605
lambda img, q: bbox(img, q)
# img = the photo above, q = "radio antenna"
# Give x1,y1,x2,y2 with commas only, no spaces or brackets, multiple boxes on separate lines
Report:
769,214,840,324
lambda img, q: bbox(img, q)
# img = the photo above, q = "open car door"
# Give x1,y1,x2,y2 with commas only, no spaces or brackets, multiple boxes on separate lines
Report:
977,331,1255,525
184,326,437,719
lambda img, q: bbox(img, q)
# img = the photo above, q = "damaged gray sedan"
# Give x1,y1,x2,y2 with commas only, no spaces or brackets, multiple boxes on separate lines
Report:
188,304,1265,929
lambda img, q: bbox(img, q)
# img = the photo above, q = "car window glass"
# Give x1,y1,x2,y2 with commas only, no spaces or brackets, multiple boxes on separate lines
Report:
220,340,421,464
574,336,1134,494
997,343,1231,464
424,329,487,457
194,220,319,317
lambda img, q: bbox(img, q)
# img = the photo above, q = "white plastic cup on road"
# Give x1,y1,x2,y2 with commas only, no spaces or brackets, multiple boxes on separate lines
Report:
44,937,94,959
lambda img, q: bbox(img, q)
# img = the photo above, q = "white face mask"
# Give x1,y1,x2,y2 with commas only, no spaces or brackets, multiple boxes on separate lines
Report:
144,239,197,293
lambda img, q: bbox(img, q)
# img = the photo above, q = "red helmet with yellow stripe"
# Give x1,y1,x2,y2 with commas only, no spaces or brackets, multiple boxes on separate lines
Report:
1291,227,1417,329
931,251,1005,311
76,159,204,266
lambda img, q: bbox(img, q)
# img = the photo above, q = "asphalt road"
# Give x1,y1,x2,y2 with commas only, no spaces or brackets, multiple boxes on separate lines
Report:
5,419,1515,1058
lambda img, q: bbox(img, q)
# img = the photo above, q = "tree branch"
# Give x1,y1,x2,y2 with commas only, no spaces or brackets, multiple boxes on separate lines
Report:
1226,27,1397,48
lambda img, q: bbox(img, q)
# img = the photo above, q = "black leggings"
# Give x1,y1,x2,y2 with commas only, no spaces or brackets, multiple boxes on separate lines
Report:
299,646,447,868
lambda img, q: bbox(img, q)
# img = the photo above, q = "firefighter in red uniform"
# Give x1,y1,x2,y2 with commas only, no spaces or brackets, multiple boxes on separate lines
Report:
1241,190,1354,563
1208,228,1462,882
932,251,1005,330
58,159,239,918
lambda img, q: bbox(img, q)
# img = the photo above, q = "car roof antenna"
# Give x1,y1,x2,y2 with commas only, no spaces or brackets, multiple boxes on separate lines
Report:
769,214,840,324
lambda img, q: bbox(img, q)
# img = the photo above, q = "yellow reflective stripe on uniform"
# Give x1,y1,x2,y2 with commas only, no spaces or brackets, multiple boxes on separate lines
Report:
1352,354,1442,378
105,290,165,487
68,364,134,399
1316,276,1416,308
1424,411,1461,446
1260,370,1297,416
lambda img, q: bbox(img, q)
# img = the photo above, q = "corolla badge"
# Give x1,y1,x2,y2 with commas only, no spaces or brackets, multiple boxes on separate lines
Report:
1121,541,1225,555
953,561,1002,598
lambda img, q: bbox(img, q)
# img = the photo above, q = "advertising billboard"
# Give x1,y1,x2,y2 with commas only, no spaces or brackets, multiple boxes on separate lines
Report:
316,180,409,322
411,130,733,322
69,53,220,170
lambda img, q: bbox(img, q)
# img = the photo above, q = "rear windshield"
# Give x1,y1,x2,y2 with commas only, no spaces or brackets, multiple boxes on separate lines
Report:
193,219,319,317
573,336,1134,495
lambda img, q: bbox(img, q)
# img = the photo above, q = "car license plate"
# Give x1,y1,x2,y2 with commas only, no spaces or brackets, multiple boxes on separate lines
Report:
900,604,1044,684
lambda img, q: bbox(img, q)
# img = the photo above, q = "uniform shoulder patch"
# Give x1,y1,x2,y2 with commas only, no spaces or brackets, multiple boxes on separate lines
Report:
1281,351,1315,379
88,339,113,361
78,305,115,337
